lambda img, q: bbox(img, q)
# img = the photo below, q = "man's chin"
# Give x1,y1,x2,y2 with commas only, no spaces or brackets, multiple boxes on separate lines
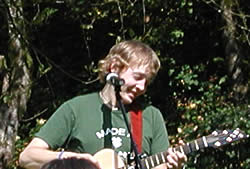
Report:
121,97,133,105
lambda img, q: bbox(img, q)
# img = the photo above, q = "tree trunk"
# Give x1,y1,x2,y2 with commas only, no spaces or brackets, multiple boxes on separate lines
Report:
221,0,248,101
0,0,33,168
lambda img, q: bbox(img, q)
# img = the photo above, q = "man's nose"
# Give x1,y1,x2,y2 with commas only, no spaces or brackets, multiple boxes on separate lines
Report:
136,80,147,92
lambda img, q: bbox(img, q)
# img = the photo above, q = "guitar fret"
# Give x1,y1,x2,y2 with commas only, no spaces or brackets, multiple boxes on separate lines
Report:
153,154,160,167
183,143,191,154
150,156,155,168
161,152,166,163
197,137,205,149
190,141,198,152
144,158,150,169
176,146,181,153
155,152,165,164
155,154,160,165
180,146,185,154
202,136,208,147
194,140,199,150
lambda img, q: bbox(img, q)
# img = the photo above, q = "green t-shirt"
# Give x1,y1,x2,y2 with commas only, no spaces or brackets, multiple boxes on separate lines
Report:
35,92,169,159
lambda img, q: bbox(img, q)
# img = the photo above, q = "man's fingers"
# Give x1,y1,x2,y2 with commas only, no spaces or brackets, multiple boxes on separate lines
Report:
167,148,178,167
166,162,174,169
176,151,187,162
178,140,185,146
166,147,187,169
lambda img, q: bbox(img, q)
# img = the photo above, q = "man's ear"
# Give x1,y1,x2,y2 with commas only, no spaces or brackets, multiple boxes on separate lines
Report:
109,62,120,73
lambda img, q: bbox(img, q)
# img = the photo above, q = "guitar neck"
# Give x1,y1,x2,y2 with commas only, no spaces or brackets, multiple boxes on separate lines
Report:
127,129,247,169
140,136,208,169
93,129,246,169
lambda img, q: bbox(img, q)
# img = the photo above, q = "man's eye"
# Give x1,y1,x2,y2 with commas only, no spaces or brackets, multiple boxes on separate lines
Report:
134,74,143,80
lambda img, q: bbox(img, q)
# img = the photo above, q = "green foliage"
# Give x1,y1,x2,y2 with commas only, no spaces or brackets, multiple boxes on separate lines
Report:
32,8,58,25
10,119,46,169
166,62,250,168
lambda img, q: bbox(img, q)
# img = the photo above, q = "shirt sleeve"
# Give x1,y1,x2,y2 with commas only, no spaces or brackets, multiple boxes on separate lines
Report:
35,102,75,150
150,108,170,155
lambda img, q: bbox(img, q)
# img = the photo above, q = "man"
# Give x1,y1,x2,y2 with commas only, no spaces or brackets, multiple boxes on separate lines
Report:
19,40,187,169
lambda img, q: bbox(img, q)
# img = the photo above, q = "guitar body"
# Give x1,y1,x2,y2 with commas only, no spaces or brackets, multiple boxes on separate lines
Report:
94,149,126,169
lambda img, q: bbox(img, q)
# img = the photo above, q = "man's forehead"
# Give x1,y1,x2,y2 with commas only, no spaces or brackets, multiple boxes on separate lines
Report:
130,66,147,73
129,67,149,78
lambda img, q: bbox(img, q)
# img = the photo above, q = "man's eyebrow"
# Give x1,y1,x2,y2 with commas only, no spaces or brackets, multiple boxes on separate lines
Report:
133,71,146,76
133,72,148,80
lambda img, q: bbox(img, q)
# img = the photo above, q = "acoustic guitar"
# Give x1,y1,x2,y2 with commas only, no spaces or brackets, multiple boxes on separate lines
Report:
94,128,248,169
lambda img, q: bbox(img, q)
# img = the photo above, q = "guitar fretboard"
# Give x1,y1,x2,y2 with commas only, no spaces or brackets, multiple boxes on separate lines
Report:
140,136,208,169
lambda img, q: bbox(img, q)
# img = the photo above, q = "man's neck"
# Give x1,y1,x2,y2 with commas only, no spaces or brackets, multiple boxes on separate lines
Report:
100,84,118,110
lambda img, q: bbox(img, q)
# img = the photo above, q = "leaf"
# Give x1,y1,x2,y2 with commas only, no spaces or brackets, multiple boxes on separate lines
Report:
219,76,227,85
33,7,58,25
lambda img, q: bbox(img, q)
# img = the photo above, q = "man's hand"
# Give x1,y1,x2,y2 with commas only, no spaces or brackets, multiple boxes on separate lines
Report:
165,147,187,169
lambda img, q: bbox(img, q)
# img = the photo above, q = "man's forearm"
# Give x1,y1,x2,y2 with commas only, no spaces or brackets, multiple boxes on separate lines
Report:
19,147,60,169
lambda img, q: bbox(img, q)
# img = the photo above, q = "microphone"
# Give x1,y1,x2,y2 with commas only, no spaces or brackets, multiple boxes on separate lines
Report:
106,73,125,86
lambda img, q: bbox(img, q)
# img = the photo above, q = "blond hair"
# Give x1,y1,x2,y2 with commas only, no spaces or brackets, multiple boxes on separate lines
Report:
98,40,161,84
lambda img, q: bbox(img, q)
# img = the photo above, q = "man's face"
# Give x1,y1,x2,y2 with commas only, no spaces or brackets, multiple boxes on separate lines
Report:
119,66,148,104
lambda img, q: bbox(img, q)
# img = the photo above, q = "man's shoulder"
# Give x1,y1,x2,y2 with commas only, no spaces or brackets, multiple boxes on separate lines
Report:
143,104,160,112
141,104,163,121
61,92,100,110
68,92,99,103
